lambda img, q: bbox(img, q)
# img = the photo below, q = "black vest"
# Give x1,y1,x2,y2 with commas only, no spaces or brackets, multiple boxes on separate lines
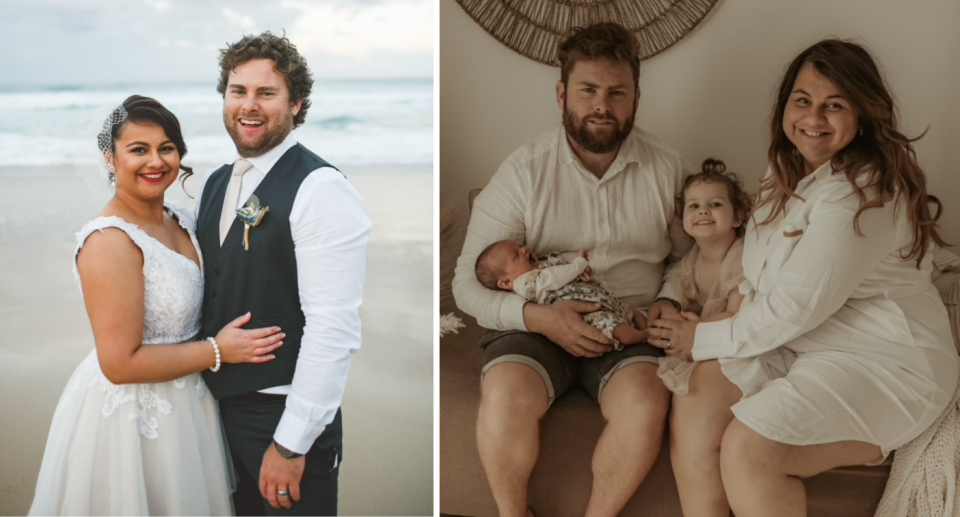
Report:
198,144,337,399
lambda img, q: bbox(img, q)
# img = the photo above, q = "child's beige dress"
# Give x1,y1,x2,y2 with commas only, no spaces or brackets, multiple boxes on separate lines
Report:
657,239,744,394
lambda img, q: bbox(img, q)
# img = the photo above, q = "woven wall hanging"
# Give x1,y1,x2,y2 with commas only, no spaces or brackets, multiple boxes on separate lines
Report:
454,0,720,65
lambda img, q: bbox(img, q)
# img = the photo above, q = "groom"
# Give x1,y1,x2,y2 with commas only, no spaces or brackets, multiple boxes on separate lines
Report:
194,32,372,515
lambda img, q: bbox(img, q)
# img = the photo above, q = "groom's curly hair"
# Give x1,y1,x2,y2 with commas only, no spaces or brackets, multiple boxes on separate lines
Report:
217,31,313,128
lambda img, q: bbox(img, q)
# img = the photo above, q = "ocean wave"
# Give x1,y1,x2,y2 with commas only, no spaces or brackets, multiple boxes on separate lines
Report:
313,115,367,129
0,80,432,166
0,129,433,167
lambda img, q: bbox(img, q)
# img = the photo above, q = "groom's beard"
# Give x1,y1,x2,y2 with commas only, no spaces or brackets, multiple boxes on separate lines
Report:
224,112,293,158
562,100,634,155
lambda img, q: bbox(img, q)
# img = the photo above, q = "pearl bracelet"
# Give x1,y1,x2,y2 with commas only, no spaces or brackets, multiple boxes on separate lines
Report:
207,336,221,372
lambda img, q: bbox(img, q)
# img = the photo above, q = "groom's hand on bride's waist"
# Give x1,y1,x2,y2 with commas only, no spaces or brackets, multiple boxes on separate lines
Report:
524,301,614,358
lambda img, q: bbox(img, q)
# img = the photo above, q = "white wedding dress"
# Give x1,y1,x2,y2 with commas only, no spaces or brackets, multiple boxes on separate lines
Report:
29,203,234,516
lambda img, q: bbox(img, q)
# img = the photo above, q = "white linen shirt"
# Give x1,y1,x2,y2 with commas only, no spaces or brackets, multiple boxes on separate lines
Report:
453,126,692,331
194,133,372,454
693,162,941,362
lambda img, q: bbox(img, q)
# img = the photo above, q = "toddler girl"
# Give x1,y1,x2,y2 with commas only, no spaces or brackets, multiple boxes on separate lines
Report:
657,159,753,393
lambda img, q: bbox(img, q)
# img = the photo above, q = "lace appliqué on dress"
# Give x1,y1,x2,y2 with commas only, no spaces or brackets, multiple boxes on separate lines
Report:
91,372,205,439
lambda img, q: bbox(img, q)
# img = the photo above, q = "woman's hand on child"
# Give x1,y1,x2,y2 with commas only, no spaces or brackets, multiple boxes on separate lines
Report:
648,315,696,359
648,299,681,321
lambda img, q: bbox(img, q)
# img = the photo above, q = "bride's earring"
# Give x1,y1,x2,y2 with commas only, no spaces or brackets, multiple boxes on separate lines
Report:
105,156,117,188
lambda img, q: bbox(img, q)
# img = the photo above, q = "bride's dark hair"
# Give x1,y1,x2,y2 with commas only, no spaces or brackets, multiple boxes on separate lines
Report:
99,95,194,186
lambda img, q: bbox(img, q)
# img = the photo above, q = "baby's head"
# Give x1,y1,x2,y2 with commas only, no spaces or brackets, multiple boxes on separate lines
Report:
677,159,753,241
475,240,540,291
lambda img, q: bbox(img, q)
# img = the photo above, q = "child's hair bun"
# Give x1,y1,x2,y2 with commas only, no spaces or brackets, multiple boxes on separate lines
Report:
701,158,726,174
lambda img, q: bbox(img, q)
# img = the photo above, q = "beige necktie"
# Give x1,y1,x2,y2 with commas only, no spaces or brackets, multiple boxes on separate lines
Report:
219,159,253,245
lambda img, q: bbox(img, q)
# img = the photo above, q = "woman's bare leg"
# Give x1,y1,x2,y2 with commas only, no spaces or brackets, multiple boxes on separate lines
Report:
720,419,882,517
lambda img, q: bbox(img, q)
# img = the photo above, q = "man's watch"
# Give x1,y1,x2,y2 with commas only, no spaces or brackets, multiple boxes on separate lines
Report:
654,297,682,312
273,441,304,459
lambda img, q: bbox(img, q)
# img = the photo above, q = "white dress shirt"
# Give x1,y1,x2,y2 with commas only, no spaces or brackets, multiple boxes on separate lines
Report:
693,162,951,363
685,163,958,460
195,133,372,453
453,125,693,331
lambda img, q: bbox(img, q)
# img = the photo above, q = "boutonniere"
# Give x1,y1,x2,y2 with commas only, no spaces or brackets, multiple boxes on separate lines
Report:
236,194,270,251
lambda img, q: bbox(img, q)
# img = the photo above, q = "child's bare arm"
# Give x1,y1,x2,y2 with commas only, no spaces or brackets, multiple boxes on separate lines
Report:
725,288,744,313
699,288,743,322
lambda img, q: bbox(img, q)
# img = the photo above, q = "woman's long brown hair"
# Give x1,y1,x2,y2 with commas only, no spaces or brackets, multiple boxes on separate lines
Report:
757,39,945,267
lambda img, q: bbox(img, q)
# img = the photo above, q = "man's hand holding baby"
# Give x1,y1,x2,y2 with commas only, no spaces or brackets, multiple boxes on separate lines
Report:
523,301,614,358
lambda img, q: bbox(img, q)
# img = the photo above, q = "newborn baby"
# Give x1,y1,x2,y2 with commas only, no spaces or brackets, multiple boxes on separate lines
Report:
474,240,647,350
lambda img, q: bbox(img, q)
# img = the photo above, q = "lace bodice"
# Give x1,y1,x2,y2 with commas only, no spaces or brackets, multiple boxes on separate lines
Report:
73,202,204,345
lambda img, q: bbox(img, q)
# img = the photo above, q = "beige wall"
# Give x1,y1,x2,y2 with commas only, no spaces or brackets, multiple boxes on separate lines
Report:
440,0,960,246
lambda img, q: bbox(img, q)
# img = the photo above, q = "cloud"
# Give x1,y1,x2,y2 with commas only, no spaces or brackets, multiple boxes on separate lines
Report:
283,0,432,58
144,0,171,12
158,39,194,48
0,0,433,84
223,7,256,29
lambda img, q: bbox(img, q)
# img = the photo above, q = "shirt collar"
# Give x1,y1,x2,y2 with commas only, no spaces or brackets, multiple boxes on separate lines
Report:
798,160,835,189
232,132,298,174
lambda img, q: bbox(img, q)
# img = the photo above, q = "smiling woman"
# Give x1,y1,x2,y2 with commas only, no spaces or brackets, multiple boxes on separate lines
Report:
781,63,860,175
99,96,195,192
27,94,287,515
112,123,182,189
656,39,958,517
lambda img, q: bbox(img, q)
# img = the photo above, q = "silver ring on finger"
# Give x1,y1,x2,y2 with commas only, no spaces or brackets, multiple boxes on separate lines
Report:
277,490,290,497
665,340,672,349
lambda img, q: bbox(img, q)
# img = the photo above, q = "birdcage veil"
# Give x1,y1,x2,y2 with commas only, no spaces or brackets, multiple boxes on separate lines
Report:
76,97,129,198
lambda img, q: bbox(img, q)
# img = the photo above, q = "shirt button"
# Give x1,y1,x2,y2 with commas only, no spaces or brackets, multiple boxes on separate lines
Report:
207,313,214,321
211,290,217,298
214,269,220,276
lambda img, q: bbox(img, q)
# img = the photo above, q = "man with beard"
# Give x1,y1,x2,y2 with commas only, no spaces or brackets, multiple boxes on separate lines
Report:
452,22,691,517
193,32,371,515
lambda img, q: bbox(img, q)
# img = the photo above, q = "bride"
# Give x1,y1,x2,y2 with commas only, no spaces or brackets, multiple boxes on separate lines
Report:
29,95,285,515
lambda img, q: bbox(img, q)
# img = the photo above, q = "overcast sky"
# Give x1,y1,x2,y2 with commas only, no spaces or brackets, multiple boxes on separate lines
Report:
0,0,433,86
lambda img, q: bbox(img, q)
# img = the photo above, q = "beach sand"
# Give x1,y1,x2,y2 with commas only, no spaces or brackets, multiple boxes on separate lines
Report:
0,165,433,516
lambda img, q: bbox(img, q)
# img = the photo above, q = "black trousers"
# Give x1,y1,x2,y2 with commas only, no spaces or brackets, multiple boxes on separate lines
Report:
219,393,343,516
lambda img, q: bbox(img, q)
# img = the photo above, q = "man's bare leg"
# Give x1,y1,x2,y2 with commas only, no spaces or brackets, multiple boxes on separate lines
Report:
477,363,549,517
585,362,670,517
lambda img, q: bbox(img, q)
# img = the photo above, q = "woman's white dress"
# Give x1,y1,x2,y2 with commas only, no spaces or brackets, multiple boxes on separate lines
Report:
692,164,960,462
29,203,234,515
